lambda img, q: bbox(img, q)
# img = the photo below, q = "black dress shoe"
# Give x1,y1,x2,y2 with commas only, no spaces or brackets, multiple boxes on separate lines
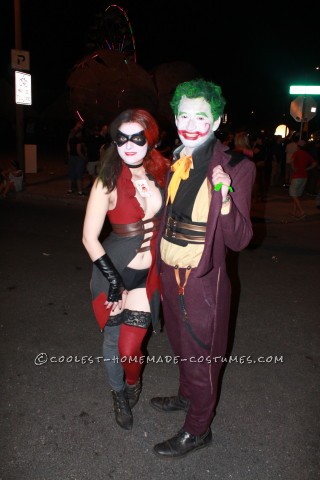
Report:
153,428,212,458
149,395,189,412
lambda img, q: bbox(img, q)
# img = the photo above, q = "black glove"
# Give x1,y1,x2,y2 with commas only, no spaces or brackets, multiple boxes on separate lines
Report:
94,253,125,302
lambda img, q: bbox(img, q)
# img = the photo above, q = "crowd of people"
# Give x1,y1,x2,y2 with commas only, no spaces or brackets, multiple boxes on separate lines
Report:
220,129,320,213
65,120,111,196
2,107,319,214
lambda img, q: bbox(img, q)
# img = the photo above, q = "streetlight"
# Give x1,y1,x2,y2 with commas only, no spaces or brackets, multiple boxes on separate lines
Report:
289,86,320,95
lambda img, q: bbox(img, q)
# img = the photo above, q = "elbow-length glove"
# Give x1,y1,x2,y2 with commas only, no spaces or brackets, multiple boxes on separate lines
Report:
94,253,125,302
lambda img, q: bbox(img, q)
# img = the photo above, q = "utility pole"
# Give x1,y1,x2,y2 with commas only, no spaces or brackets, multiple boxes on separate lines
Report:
14,0,25,172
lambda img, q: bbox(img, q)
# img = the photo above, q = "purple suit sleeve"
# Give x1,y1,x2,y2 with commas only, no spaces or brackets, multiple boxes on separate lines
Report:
219,159,256,251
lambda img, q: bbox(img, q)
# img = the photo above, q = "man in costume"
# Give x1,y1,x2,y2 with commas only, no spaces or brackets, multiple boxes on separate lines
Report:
150,79,256,458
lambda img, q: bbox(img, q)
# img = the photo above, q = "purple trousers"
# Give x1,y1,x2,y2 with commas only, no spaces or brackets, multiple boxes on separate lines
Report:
160,261,231,435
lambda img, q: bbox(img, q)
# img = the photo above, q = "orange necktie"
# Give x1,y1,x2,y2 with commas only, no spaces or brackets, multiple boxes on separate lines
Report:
166,155,193,205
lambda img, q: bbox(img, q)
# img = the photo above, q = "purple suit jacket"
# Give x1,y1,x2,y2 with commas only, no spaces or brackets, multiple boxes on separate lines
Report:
158,138,256,355
158,138,256,278
157,140,256,342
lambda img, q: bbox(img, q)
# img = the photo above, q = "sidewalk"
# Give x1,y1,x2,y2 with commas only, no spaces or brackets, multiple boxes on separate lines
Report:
1,148,89,208
1,148,320,223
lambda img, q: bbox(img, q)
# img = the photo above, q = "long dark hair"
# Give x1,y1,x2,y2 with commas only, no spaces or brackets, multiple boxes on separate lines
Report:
98,109,170,191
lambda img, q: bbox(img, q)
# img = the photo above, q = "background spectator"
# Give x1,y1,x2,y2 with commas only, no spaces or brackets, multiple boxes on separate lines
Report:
289,143,317,218
0,165,23,198
233,131,253,158
252,134,267,202
270,135,285,186
284,133,300,187
66,122,87,195
84,124,111,191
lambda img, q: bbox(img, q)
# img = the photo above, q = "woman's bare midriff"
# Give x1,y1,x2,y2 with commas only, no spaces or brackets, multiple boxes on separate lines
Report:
109,177,162,270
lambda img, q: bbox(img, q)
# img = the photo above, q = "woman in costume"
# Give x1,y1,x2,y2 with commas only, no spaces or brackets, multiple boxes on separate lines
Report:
82,109,170,430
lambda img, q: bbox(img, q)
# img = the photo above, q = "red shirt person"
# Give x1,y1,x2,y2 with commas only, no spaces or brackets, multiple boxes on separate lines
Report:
289,144,317,218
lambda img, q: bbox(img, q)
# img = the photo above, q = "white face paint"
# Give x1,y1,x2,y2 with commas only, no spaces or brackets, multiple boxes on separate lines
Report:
175,96,220,150
116,122,148,166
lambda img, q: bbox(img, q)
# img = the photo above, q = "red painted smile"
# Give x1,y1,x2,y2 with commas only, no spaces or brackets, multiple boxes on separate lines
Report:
178,127,210,140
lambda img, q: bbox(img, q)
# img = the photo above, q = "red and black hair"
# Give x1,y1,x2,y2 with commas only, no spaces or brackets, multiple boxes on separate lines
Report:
98,109,170,191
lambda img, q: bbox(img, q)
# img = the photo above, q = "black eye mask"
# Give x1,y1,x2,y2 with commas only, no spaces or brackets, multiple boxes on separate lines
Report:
115,130,147,147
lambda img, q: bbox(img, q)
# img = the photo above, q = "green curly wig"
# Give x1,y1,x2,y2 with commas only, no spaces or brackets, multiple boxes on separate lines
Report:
170,78,226,121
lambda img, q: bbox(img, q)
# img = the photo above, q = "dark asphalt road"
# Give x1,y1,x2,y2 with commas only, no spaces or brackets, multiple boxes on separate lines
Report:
0,200,319,480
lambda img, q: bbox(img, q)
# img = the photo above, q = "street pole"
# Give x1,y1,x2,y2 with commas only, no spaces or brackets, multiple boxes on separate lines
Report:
14,0,25,173
299,96,305,141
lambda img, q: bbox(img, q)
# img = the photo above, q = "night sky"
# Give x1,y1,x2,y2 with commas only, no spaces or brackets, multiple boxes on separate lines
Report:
1,0,320,132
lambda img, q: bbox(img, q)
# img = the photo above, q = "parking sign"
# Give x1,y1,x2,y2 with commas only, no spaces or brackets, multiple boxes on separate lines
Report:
15,71,32,105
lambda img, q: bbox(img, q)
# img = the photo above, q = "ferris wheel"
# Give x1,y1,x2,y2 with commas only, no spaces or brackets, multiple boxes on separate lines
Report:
86,4,137,62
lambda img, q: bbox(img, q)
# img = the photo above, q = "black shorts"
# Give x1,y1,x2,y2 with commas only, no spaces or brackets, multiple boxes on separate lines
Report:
122,266,148,291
